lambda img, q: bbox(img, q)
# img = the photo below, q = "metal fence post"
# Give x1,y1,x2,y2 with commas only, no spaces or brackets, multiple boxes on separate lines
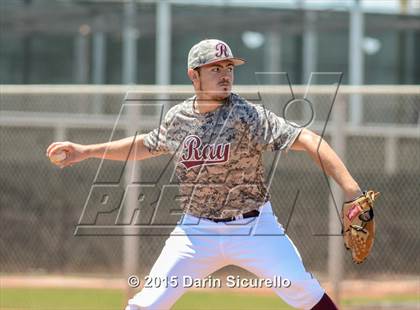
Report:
156,0,171,86
54,125,66,142
122,0,138,85
123,98,141,304
327,97,346,306
349,0,364,125
122,5,140,297
384,136,397,175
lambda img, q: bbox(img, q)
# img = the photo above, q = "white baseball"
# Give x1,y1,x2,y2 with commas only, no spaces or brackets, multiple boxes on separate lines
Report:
50,151,67,163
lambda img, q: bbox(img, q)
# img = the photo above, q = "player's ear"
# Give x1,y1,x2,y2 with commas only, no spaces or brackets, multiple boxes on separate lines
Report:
187,68,198,83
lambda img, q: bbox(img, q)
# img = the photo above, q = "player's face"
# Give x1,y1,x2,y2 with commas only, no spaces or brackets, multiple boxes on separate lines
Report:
197,60,234,100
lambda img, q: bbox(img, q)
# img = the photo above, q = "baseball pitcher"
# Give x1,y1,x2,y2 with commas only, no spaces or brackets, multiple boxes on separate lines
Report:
47,39,379,310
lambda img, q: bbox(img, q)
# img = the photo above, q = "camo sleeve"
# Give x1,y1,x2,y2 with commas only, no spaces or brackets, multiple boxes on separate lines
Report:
143,106,177,155
143,125,169,155
251,105,302,152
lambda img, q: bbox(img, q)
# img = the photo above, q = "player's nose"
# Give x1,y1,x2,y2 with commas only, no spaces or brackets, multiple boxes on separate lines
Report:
219,75,231,83
218,79,231,86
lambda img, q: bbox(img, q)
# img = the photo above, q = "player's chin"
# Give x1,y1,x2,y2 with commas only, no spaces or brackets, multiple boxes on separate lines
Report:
212,87,231,100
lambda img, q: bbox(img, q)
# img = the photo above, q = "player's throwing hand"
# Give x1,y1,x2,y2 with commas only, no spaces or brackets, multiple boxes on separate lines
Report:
46,142,87,168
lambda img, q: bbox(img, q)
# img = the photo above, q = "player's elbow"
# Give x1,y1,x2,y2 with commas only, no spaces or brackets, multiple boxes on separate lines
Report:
291,128,323,152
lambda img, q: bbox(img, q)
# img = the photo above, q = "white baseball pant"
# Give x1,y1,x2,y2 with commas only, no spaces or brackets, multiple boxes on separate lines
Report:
125,202,324,310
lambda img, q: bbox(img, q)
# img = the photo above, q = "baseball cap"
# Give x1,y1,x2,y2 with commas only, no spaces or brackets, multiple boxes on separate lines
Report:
188,39,246,69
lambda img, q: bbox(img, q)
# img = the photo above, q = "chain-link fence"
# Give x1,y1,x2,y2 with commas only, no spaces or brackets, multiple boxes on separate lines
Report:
1,85,419,283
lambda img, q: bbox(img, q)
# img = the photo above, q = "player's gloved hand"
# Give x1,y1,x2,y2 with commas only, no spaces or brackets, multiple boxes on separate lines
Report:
342,190,380,264
46,141,88,168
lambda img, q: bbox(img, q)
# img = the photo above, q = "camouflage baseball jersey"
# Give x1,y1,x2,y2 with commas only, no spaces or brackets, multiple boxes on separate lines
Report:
143,93,301,219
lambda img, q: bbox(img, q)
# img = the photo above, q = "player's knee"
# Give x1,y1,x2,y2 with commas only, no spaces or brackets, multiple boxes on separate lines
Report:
277,279,325,309
125,304,163,310
124,305,159,310
126,299,169,310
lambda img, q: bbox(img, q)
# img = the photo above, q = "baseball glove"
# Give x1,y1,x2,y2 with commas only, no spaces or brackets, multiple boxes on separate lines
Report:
342,190,380,264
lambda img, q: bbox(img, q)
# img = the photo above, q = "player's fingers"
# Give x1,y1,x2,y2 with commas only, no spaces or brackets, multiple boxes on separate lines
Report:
47,142,74,157
48,145,66,158
52,156,72,168
46,142,62,155
48,151,72,169
47,144,68,157
49,143,74,158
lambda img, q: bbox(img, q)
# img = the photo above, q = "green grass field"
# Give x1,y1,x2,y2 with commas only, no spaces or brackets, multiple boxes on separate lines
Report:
1,287,418,310
0,288,291,310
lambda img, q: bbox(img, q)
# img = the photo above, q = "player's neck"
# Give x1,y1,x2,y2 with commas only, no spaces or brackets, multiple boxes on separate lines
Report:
194,96,226,114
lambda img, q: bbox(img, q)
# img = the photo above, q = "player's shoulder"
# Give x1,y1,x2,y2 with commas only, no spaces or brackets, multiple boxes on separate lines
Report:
164,96,194,119
230,93,264,121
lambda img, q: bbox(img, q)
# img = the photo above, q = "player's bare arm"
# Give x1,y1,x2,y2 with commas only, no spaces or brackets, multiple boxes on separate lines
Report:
46,134,157,168
291,128,361,201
